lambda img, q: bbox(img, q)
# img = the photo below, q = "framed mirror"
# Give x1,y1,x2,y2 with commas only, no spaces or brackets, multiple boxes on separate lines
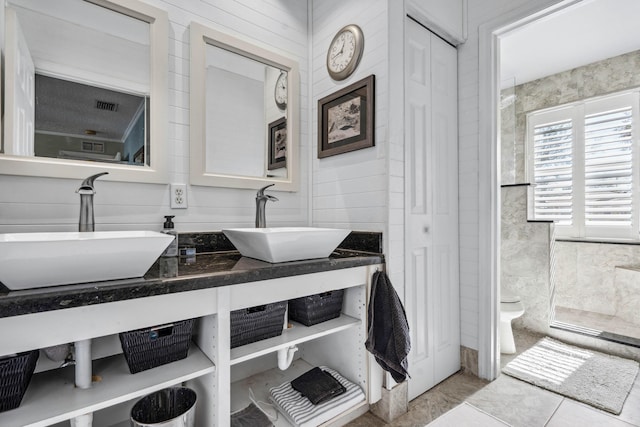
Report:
189,22,299,191
1,0,169,183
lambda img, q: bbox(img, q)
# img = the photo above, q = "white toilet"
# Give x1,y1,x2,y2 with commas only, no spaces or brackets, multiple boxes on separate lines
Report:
500,288,525,354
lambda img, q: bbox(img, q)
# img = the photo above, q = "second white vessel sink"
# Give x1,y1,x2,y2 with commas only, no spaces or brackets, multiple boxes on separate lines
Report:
222,227,350,263
0,231,174,290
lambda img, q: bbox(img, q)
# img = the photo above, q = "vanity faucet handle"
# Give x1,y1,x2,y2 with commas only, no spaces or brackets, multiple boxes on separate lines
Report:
77,172,109,193
256,183,275,197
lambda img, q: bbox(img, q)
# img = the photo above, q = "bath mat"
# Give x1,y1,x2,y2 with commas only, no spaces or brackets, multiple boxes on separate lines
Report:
502,337,639,414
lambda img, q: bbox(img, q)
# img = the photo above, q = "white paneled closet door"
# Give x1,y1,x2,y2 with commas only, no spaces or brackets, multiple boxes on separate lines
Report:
404,17,459,401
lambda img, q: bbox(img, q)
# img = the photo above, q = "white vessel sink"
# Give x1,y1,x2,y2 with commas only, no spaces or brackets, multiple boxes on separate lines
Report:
0,231,174,290
222,227,350,263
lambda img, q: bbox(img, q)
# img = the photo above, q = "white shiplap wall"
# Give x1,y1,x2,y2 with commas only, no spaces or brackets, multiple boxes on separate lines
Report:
311,0,389,234
310,0,415,315
311,0,392,300
0,0,309,233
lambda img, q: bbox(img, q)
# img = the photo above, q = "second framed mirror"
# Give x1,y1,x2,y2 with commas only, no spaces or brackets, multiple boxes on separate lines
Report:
189,22,299,191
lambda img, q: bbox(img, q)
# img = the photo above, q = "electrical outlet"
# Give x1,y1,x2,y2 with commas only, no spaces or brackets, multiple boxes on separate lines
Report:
170,184,188,209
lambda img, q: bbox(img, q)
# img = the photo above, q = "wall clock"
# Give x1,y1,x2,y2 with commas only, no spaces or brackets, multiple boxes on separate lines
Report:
274,71,287,109
326,24,364,81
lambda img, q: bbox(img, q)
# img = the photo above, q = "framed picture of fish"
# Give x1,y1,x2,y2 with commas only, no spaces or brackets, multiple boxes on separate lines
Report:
318,74,375,158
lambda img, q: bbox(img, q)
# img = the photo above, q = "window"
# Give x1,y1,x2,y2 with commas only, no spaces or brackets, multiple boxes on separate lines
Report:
527,90,640,240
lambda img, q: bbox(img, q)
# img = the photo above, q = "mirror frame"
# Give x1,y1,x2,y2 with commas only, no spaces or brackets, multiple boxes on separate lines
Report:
1,0,169,184
189,21,299,191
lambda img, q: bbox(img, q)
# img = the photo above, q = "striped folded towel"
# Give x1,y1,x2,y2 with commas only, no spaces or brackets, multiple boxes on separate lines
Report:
269,366,365,427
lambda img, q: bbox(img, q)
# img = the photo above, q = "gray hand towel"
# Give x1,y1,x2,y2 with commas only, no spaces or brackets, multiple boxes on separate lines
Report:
365,271,411,383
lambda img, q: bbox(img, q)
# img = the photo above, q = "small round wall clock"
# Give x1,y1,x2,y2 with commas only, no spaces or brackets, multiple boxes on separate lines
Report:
274,71,288,110
326,24,364,81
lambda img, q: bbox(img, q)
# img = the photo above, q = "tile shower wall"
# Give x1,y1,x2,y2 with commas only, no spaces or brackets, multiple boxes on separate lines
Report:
554,241,640,325
0,0,309,233
613,267,640,326
500,189,640,365
501,49,640,185
501,185,552,334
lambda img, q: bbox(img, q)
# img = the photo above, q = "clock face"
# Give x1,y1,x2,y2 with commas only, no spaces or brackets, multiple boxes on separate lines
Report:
275,72,287,109
327,25,363,80
329,31,356,73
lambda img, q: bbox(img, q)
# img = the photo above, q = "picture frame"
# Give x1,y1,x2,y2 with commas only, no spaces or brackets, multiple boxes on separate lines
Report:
268,117,287,170
318,74,375,158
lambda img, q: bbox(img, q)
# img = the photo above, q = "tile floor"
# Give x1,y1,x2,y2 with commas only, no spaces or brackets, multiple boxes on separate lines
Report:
348,328,640,426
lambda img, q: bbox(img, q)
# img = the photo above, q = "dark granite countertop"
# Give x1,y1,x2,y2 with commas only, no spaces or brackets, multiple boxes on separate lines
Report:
0,247,384,319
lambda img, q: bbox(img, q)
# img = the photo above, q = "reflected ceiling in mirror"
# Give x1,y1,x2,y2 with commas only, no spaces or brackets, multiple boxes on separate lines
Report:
190,22,299,191
35,75,149,165
1,0,169,183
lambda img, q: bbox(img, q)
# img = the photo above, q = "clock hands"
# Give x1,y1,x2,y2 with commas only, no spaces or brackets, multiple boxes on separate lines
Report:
331,38,346,60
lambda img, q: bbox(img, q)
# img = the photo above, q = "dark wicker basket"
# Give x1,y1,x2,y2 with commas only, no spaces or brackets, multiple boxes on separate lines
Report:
231,301,287,348
119,319,194,374
0,350,39,412
289,289,344,326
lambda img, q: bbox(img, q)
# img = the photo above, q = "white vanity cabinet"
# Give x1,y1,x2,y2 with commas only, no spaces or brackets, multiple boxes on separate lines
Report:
0,262,383,427
0,287,218,427
189,263,382,427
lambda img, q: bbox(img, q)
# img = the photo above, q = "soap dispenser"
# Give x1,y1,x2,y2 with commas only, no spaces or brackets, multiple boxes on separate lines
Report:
161,215,178,257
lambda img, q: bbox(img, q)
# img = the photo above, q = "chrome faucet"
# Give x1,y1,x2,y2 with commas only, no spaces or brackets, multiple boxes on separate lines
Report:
77,172,108,232
255,184,278,228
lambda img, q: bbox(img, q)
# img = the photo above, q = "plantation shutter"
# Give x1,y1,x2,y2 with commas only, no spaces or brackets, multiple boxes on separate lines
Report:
532,119,573,224
528,91,639,239
583,107,633,227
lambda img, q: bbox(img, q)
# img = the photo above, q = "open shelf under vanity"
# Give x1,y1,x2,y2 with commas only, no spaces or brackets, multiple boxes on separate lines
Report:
231,315,361,365
1,346,214,427
231,358,368,427
227,280,371,427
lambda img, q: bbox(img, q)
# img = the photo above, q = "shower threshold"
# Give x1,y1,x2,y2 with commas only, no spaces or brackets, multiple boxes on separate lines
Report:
551,306,640,349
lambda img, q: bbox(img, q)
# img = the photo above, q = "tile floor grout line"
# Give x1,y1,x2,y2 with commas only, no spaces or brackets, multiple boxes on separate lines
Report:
543,397,565,426
463,401,513,426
